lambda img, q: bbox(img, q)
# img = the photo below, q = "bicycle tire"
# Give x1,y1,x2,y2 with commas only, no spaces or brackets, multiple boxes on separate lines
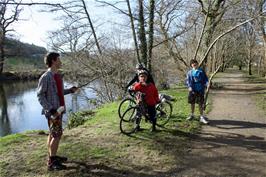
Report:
156,100,172,126
118,97,136,118
120,107,138,134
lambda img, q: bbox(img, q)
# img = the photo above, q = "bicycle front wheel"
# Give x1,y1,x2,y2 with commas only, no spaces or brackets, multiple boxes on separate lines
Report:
118,98,136,118
120,107,138,134
156,100,172,126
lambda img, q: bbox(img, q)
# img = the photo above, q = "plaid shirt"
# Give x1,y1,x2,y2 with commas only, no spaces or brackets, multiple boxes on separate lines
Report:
37,68,72,116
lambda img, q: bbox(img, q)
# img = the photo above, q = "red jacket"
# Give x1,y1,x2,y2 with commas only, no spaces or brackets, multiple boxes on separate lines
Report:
133,82,159,106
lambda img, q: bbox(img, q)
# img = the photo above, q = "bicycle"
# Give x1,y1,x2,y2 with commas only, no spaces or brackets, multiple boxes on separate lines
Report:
118,89,173,121
119,92,173,134
118,89,136,118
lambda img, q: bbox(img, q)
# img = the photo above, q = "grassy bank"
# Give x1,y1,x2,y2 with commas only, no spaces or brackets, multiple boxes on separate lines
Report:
0,87,204,177
245,73,266,116
5,57,45,71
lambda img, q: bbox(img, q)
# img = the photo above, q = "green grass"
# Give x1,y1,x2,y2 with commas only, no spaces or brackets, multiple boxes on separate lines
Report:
5,56,44,71
0,87,203,177
0,134,30,153
244,71,266,116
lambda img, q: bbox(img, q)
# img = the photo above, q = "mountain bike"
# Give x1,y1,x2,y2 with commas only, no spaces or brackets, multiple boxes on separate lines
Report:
119,92,173,134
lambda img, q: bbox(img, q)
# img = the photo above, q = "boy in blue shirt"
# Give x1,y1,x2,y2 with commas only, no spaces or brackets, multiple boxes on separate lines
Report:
186,59,209,124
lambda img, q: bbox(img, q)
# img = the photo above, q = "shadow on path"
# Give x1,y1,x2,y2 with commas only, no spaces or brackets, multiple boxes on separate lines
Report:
64,161,157,177
209,119,266,130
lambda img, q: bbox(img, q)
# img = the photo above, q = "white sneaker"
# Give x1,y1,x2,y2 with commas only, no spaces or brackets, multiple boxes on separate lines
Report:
200,116,209,124
187,115,194,121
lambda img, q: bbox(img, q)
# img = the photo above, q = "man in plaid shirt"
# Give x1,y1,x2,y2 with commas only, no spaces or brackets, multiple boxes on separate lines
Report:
37,52,78,171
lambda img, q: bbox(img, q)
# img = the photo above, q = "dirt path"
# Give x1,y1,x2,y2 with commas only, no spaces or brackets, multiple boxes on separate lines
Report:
179,70,266,177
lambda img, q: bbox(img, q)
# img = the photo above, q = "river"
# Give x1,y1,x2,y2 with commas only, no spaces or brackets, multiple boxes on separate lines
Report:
0,80,97,137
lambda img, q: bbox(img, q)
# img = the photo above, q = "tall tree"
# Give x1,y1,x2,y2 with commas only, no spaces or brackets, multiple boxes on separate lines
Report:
259,0,266,76
198,0,226,71
0,0,22,74
138,0,147,66
126,0,140,63
147,0,155,72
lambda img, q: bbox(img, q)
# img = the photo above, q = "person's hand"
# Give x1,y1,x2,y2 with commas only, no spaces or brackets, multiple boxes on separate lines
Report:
70,86,78,93
50,109,61,122
140,81,147,86
188,87,192,92
51,112,61,123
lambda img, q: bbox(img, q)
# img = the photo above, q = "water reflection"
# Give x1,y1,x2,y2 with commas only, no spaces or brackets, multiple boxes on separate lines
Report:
0,81,97,137
0,84,11,136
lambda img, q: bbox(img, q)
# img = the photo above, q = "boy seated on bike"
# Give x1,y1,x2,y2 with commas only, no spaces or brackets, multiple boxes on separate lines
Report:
132,70,160,132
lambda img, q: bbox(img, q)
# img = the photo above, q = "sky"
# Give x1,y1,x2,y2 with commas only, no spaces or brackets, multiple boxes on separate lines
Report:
10,0,124,49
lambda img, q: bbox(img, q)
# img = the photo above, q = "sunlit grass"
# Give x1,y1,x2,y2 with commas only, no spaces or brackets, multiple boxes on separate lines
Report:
0,87,203,176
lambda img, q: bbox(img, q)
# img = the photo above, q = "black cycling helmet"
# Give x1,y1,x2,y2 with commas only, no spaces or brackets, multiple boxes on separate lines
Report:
135,63,144,70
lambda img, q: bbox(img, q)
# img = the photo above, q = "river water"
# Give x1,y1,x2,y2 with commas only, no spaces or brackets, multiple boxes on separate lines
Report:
0,80,97,137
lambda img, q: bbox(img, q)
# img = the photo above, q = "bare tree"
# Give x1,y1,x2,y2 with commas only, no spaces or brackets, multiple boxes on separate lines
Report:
259,0,266,76
197,0,226,71
126,0,140,63
156,0,194,72
0,0,22,74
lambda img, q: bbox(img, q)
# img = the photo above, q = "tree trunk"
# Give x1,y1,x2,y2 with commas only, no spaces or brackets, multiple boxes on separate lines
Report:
138,0,147,66
0,34,5,74
258,56,262,75
221,53,225,72
126,0,140,63
259,0,266,77
248,59,252,75
81,0,102,55
202,17,215,71
198,0,226,71
147,0,155,72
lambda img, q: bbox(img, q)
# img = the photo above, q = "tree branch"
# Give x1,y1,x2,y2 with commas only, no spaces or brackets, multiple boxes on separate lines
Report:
199,18,256,67
0,2,62,7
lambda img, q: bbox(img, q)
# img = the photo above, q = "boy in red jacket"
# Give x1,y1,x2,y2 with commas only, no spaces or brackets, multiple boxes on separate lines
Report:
132,70,160,132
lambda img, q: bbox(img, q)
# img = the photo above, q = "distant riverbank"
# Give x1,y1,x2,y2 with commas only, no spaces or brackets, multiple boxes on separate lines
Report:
0,70,45,81
0,70,89,81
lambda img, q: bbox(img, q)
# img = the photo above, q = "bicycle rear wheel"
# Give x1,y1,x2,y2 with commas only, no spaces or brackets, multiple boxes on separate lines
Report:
118,98,136,118
120,107,138,134
156,100,172,126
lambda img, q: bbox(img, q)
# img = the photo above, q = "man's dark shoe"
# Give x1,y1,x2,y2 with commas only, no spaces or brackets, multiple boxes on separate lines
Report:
54,155,68,163
48,160,67,171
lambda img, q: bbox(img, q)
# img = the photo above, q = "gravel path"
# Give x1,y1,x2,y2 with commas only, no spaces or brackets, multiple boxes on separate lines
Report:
180,70,266,177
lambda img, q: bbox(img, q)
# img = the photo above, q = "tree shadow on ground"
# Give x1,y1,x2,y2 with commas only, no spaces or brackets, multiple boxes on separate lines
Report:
192,130,266,153
210,119,266,130
192,119,266,152
62,160,176,177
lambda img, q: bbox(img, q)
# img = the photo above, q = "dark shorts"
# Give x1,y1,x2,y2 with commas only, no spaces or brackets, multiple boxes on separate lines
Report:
46,115,63,138
188,91,204,105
